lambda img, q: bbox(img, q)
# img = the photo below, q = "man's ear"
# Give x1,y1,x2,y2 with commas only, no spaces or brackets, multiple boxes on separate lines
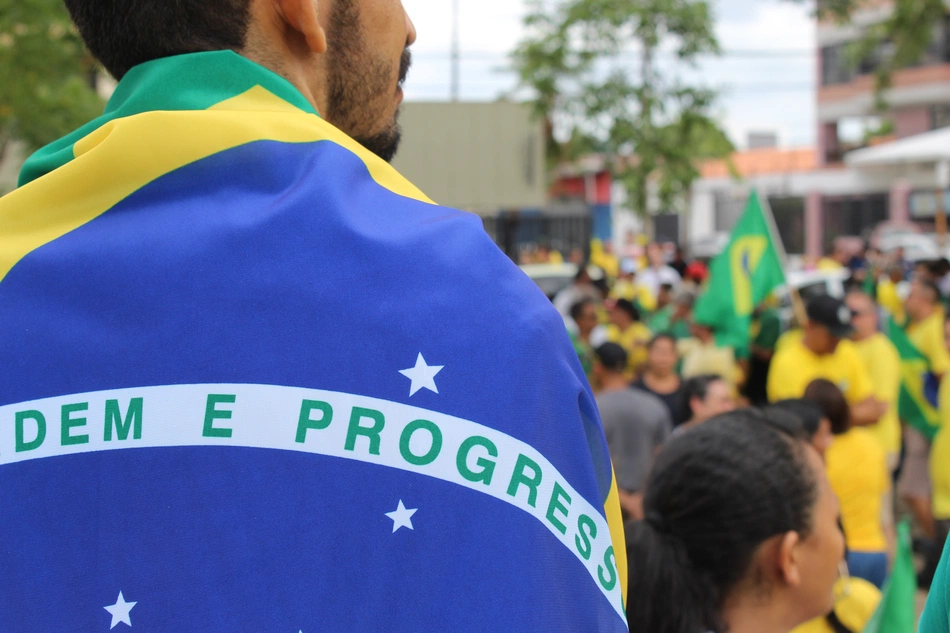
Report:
274,0,327,54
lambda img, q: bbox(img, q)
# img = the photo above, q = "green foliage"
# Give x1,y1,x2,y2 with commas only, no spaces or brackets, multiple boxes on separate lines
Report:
0,0,103,152
511,0,733,216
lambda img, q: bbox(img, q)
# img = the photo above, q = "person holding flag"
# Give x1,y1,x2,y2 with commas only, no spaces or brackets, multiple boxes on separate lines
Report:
0,0,628,630
898,280,950,579
693,192,786,358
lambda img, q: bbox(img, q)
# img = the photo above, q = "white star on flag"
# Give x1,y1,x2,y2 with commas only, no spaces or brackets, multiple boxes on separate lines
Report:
104,591,137,629
399,353,444,396
385,500,418,533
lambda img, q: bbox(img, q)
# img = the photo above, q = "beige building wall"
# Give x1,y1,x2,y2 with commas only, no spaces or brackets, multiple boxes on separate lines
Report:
391,102,546,214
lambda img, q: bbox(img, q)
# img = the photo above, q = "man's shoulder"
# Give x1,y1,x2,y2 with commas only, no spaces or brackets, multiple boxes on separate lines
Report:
600,387,668,417
869,333,900,359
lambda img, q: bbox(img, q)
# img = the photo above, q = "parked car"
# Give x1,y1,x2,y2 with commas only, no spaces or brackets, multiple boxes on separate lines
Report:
775,269,851,329
520,263,579,300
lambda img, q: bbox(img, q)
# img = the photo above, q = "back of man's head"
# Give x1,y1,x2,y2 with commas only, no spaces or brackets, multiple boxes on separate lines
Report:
65,0,251,79
595,343,628,374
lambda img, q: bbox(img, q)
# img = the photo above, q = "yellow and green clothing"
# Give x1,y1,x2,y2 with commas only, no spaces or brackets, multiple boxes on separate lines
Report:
853,334,902,458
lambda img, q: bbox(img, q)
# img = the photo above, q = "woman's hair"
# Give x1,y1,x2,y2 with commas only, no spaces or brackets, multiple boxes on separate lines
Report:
765,399,824,441
626,410,818,633
683,374,724,418
803,379,850,435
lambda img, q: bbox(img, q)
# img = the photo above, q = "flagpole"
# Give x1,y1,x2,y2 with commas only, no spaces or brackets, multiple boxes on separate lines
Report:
756,190,808,328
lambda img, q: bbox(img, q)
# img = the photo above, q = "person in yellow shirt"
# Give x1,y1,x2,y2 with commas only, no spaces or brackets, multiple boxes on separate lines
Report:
876,265,906,324
679,321,743,393
790,576,881,633
805,379,891,589
768,295,886,427
900,280,949,553
605,298,652,379
845,292,902,468
609,259,656,313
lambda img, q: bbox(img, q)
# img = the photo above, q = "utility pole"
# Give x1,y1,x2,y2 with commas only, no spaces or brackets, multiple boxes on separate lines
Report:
451,0,460,101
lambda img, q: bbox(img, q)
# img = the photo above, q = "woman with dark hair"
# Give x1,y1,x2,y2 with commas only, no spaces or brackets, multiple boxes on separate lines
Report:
633,334,687,425
626,411,844,633
765,399,834,456
804,379,891,589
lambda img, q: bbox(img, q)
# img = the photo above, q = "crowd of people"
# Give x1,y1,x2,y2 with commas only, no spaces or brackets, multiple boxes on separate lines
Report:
555,239,950,633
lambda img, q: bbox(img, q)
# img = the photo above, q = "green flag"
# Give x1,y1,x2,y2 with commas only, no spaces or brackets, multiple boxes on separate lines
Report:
862,520,917,633
885,317,942,441
693,192,786,354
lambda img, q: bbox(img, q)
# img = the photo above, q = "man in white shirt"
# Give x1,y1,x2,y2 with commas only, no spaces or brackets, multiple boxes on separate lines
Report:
638,243,682,299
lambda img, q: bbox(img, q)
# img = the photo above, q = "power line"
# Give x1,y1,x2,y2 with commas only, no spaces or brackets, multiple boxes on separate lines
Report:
410,48,815,61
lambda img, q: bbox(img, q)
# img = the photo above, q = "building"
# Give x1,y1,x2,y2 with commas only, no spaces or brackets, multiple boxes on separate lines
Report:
392,101,597,260
690,1,950,258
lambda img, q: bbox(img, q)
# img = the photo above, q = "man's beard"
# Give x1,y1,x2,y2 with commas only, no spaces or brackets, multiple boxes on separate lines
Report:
325,0,411,163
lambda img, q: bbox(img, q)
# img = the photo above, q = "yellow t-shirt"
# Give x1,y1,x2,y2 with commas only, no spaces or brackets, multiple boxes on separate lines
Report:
930,377,950,519
907,312,950,377
790,577,881,633
817,257,845,271
826,428,890,552
853,334,902,457
678,339,743,390
767,338,874,405
775,328,803,352
606,322,652,378
877,279,906,324
609,280,657,312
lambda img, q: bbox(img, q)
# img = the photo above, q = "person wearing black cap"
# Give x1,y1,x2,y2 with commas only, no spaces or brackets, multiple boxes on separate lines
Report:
767,295,886,427
593,342,672,520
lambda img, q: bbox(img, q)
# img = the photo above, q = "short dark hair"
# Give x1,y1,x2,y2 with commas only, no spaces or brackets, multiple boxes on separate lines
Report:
683,374,723,417
595,343,628,373
570,299,595,323
765,400,824,442
626,412,817,633
648,333,677,349
803,379,850,435
613,298,641,322
64,0,252,79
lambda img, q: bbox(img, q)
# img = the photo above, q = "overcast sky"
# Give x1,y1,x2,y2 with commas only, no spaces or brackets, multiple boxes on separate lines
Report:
400,0,816,149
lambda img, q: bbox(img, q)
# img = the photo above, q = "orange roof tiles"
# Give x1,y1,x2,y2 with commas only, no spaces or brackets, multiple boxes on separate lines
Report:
699,147,817,179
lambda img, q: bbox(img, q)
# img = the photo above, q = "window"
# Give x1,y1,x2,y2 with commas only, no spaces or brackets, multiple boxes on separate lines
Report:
768,196,806,255
714,192,746,232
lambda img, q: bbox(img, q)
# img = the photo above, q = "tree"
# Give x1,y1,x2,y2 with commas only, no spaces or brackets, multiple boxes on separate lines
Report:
0,0,103,156
792,0,945,103
511,0,733,217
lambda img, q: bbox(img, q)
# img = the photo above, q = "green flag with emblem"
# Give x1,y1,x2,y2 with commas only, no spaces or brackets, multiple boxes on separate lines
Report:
885,317,942,441
693,192,786,355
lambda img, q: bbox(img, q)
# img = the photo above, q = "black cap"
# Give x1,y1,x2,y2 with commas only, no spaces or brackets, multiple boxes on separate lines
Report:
595,343,628,373
806,295,854,338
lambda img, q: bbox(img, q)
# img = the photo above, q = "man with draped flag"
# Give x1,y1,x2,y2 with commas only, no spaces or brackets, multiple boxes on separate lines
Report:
885,317,942,442
0,0,627,630
693,191,787,357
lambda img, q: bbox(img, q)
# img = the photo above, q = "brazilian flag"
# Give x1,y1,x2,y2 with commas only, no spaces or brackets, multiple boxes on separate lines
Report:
693,192,786,355
886,317,941,441
862,521,917,633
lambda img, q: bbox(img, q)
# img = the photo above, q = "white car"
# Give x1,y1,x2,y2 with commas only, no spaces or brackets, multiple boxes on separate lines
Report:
775,269,851,329
519,263,579,300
